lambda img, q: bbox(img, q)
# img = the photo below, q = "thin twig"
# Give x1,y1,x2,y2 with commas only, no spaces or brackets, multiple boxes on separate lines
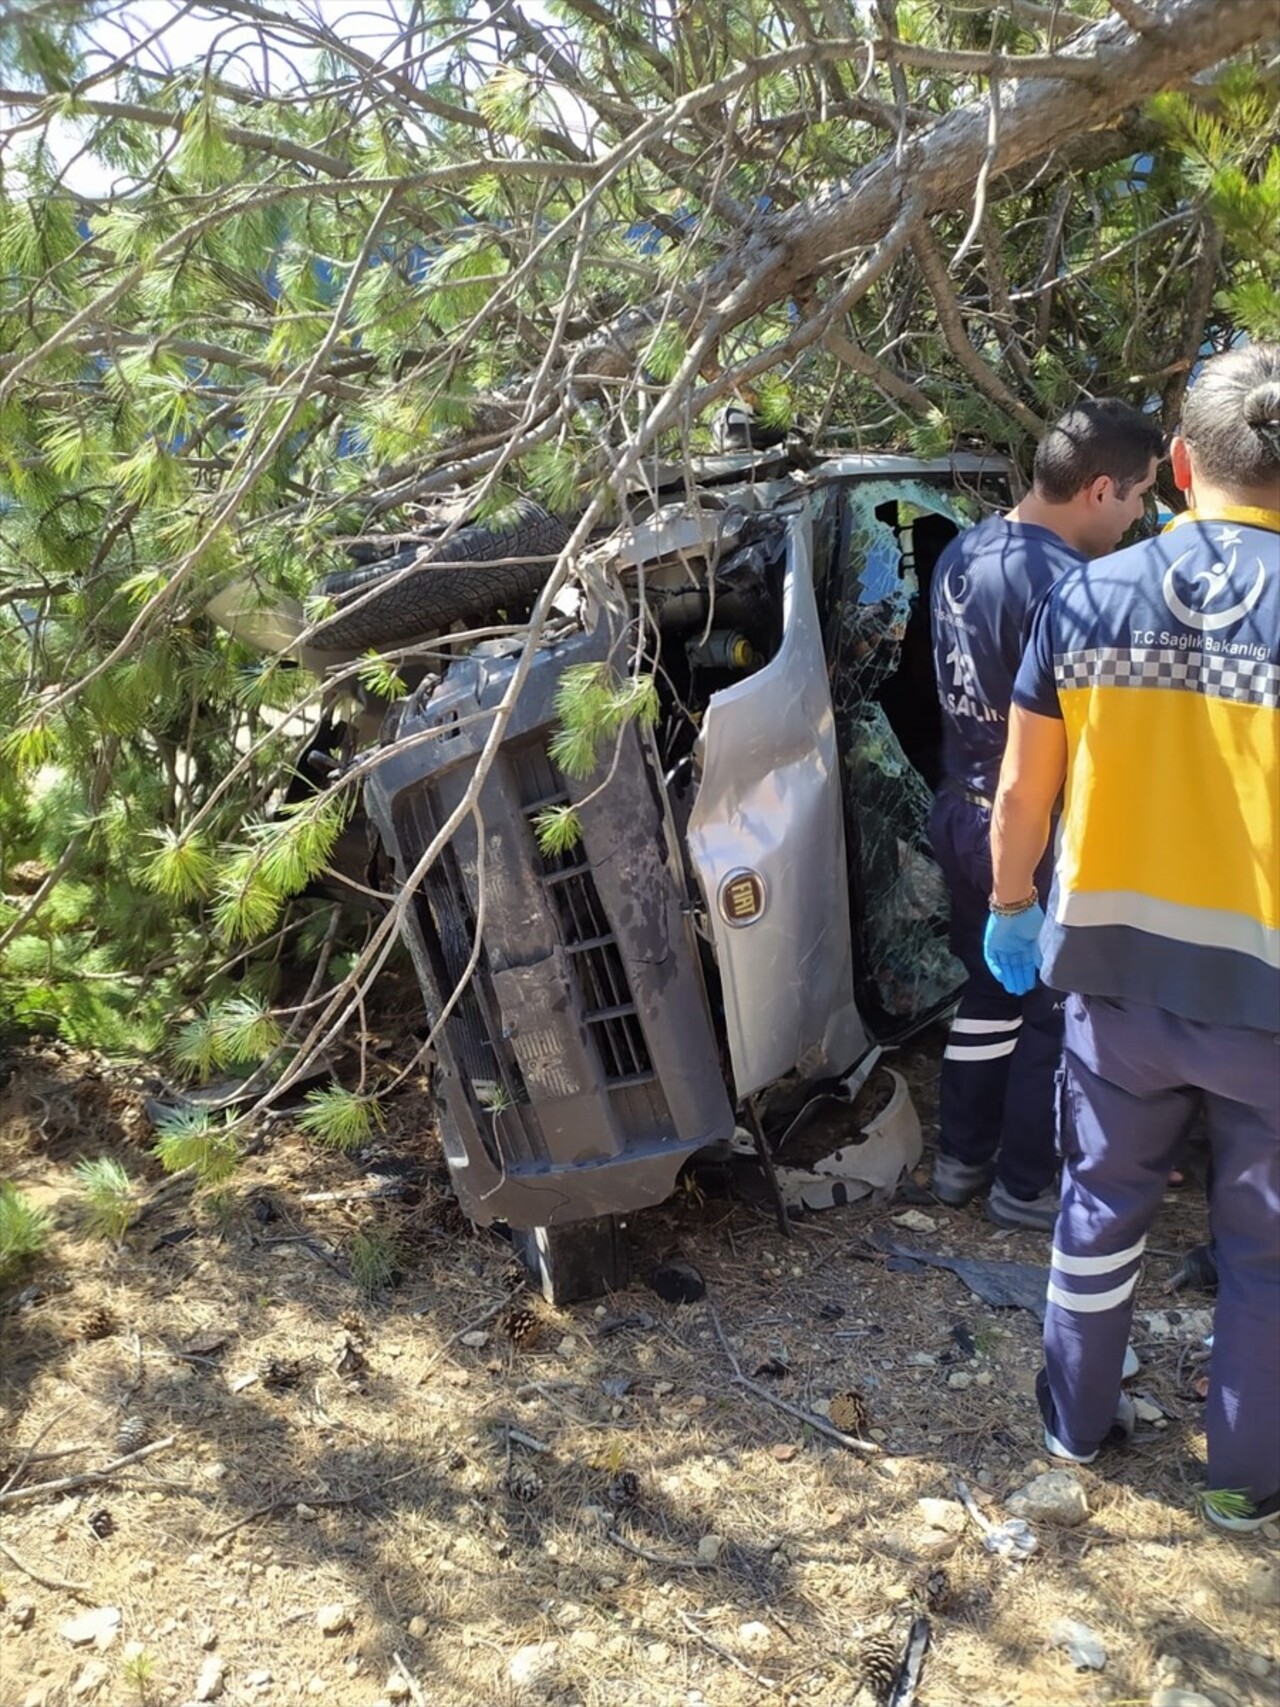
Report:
0,1436,176,1507
0,1408,76,1496
678,1609,780,1689
604,1529,714,1571
205,1472,420,1543
950,68,999,272
706,1301,880,1455
504,1427,552,1454
0,1538,92,1599
392,1653,429,1707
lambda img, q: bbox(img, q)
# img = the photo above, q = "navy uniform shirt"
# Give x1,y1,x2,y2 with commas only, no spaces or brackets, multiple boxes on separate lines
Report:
930,515,1085,798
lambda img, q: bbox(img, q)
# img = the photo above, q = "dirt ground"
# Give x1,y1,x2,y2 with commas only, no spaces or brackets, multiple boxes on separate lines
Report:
1,1031,1276,1707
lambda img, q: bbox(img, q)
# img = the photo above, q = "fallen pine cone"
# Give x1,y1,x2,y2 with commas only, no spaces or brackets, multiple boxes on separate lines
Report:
87,1507,115,1539
604,1469,640,1511
501,1465,543,1503
500,1306,541,1350
77,1306,117,1342
852,1628,901,1705
115,1415,150,1456
917,1565,951,1613
828,1389,871,1436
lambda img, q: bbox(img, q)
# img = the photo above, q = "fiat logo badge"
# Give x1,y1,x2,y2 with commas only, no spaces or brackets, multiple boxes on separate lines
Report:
718,868,767,927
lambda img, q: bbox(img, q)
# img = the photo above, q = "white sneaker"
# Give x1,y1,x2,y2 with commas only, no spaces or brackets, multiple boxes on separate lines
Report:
1043,1392,1136,1465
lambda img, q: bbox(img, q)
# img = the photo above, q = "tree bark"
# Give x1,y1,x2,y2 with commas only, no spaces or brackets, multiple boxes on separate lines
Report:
571,0,1273,390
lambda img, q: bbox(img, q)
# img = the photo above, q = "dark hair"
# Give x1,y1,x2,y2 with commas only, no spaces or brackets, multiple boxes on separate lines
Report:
1032,398,1165,503
1181,342,1280,490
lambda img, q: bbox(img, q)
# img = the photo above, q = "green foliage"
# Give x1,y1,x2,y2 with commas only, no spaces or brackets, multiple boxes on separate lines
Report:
0,0,1271,1069
0,1183,52,1282
171,995,283,1077
73,1155,135,1242
142,830,219,903
548,664,660,781
1197,1487,1258,1522
151,1106,242,1185
349,1224,404,1299
533,803,583,857
120,1645,157,1697
297,1086,385,1152
356,652,408,701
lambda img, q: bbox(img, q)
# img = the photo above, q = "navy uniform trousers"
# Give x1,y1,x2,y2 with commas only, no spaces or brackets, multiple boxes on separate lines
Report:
1044,993,1280,1503
928,788,1061,1199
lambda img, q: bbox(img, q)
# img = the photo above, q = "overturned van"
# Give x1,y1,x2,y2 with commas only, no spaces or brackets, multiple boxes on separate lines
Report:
355,447,1013,1299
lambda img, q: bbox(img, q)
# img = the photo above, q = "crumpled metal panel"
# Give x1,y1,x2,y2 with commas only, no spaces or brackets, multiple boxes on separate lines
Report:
686,505,869,1099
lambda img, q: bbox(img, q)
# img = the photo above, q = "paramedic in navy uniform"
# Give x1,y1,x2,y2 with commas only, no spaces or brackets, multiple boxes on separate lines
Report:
987,342,1280,1529
928,401,1163,1230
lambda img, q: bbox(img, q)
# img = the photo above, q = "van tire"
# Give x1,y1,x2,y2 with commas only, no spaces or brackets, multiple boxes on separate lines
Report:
310,502,573,653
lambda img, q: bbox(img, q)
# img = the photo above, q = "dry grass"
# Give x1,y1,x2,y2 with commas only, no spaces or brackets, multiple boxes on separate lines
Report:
0,1036,1275,1707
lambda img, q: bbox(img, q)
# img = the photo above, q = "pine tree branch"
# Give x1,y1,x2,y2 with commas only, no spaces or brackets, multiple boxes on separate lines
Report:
0,88,353,177
544,0,676,89
912,222,1045,438
1008,206,1198,301
1161,212,1222,427
821,326,934,415
978,212,1036,391
1109,0,1159,31
875,34,1119,80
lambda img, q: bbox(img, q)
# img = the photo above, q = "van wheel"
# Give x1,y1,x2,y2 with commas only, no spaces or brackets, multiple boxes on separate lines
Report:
512,1216,631,1305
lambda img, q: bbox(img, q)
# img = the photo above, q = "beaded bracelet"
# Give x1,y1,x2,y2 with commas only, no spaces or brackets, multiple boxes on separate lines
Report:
988,886,1038,917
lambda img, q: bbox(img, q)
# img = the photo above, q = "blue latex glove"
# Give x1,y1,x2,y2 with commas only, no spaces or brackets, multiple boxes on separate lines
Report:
983,904,1045,996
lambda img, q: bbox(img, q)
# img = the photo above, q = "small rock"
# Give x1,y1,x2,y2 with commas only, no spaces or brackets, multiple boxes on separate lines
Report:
386,1674,411,1701
1007,1470,1090,1527
71,1661,110,1698
946,1371,973,1390
460,1330,490,1348
913,1528,961,1560
916,1498,967,1533
556,1335,577,1359
194,1655,225,1701
651,1379,674,1396
407,1615,428,1639
894,1210,937,1232
197,1627,218,1650
771,1443,799,1463
1050,1617,1107,1670
697,1533,725,1563
295,1503,318,1520
1245,1654,1272,1678
646,1642,672,1665
58,1607,122,1650
244,1669,273,1688
906,1352,936,1367
649,1259,706,1304
306,1681,326,1697
1150,1691,1216,1707
509,1639,562,1690
1245,1559,1280,1608
8,1599,36,1630
1133,1396,1165,1422
316,1603,354,1635
738,1622,771,1652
